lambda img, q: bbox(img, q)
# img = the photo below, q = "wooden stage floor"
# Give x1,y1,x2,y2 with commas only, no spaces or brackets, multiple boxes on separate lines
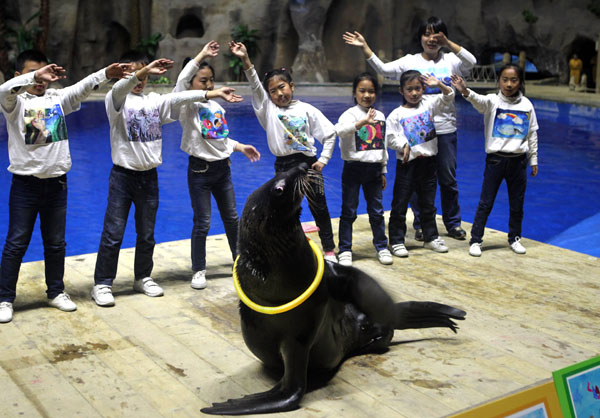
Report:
1,214,598,417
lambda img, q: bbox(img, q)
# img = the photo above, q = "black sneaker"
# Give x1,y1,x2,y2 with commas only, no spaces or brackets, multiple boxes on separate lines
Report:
447,226,467,240
414,229,424,241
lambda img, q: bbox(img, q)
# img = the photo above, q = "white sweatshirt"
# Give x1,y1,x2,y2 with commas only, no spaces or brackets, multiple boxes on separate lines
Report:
367,49,476,134
243,66,336,164
335,105,388,173
173,59,238,161
0,68,108,178
386,90,455,162
106,74,209,171
464,89,539,166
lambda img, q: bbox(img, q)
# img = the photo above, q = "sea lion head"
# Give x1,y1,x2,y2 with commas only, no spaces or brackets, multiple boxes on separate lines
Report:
240,163,313,238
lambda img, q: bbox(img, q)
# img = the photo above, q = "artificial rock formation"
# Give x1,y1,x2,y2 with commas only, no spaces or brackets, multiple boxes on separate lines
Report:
2,0,598,85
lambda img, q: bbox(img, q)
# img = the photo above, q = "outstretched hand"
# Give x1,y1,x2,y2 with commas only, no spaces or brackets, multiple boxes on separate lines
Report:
215,87,243,103
146,58,174,75
421,73,442,88
239,144,261,162
199,40,220,59
450,74,468,94
34,64,66,84
228,41,247,58
105,63,131,80
342,31,366,47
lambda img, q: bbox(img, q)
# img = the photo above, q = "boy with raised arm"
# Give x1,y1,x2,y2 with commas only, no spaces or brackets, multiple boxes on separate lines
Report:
0,50,127,323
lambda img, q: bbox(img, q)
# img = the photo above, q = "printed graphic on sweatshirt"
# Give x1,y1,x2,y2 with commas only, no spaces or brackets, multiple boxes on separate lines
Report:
355,120,385,151
24,104,68,145
400,110,436,147
199,108,229,139
278,114,311,152
126,108,161,142
492,109,530,140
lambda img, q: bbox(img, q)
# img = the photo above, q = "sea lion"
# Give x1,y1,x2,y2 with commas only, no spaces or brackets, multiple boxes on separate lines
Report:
202,163,466,415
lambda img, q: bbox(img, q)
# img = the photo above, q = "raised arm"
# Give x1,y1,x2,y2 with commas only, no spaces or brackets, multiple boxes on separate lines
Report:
344,31,404,79
450,74,491,114
0,64,65,112
175,40,219,93
342,31,374,59
60,63,129,114
230,41,268,113
111,59,173,111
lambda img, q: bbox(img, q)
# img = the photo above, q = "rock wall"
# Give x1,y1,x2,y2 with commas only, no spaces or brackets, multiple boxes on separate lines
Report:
2,0,598,85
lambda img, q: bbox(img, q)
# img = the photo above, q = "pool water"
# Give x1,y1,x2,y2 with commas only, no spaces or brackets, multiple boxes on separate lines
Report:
1,92,599,262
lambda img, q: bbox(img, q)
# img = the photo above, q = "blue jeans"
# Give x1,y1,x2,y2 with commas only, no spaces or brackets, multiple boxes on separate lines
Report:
470,153,527,245
94,165,159,285
338,161,387,252
188,156,238,272
389,157,439,244
411,132,461,231
0,174,67,302
274,154,335,252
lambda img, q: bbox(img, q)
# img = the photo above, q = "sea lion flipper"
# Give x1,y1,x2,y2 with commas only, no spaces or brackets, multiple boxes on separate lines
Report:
394,301,467,333
202,342,309,415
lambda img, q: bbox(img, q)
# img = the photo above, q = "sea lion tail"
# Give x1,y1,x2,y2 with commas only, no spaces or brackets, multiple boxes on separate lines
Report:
393,301,466,334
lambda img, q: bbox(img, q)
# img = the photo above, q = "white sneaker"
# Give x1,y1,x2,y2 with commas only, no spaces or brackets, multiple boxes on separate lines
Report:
133,277,164,297
510,237,526,254
323,251,338,263
377,249,393,265
0,302,13,323
91,285,115,306
391,243,408,257
337,251,352,266
191,270,207,290
469,243,482,257
48,292,77,312
424,237,449,253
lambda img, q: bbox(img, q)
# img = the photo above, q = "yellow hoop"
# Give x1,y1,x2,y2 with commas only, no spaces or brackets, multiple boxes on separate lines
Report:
232,238,325,315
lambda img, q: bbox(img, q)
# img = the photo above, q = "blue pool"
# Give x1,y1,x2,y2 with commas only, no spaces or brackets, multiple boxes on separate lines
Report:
1,92,599,262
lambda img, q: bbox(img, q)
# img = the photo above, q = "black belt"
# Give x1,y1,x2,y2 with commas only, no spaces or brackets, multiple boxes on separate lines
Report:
112,164,156,176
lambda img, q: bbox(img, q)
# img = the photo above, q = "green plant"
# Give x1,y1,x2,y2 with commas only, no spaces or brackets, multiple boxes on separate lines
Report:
226,24,261,81
149,76,171,84
6,10,41,54
522,9,538,24
135,32,163,59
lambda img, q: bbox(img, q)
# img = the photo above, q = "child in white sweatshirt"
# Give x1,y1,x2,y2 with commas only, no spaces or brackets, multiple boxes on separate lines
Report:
450,63,539,257
229,41,338,262
386,70,454,257
335,72,391,267
0,49,127,323
174,41,260,290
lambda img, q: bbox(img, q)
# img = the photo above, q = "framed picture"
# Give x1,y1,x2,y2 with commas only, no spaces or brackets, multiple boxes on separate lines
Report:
450,380,563,418
553,356,600,418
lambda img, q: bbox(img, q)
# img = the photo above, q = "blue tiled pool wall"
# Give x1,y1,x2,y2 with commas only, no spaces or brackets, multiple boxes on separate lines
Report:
1,92,599,262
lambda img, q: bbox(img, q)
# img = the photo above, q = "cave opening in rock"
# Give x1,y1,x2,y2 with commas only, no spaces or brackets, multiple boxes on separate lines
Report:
567,36,596,88
175,13,205,39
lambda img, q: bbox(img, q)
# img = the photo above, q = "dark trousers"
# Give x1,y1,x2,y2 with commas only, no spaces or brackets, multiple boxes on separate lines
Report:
94,165,158,285
411,132,461,231
470,153,527,245
187,156,238,272
389,156,439,245
0,174,67,302
274,154,335,252
338,161,387,252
